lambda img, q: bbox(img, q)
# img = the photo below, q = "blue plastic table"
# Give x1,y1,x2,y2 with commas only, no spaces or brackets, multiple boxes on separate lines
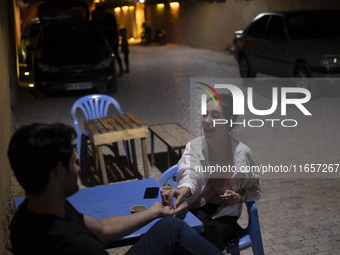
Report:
13,178,203,248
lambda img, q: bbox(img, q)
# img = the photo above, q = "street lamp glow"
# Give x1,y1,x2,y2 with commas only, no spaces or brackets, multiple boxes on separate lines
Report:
170,2,180,8
29,83,34,88
24,71,30,76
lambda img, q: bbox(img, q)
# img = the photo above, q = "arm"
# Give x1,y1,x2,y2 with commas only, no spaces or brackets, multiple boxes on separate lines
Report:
177,141,206,201
162,139,206,208
84,201,188,242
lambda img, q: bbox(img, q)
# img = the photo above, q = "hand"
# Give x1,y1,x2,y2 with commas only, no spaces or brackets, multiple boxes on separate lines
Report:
161,186,191,209
149,201,188,218
220,190,241,206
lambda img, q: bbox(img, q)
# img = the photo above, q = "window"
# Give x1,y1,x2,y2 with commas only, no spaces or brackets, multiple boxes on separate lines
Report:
287,10,340,39
267,15,286,42
246,15,270,39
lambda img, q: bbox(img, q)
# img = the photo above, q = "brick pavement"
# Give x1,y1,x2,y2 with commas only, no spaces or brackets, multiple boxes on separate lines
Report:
13,44,340,254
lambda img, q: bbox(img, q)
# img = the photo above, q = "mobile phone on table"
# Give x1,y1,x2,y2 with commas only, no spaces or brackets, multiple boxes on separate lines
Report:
143,187,159,199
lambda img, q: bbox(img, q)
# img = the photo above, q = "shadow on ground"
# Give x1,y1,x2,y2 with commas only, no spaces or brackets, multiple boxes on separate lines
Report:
148,151,182,174
79,144,143,187
80,149,182,187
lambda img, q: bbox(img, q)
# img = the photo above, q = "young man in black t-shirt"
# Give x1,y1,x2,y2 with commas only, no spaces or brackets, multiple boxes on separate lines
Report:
8,123,223,255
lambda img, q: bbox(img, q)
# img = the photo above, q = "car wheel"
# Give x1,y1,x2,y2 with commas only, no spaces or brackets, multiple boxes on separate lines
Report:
239,55,256,78
294,63,320,99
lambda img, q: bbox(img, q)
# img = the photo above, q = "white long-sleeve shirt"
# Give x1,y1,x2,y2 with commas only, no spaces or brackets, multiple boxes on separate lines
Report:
177,136,262,219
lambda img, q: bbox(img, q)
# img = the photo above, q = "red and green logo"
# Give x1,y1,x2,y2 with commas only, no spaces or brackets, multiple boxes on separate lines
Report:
197,82,222,114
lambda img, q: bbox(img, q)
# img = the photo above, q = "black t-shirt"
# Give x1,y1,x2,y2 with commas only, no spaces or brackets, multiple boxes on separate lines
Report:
10,199,108,255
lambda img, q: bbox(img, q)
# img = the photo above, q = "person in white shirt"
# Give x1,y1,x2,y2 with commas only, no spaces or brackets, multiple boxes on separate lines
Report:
161,94,262,250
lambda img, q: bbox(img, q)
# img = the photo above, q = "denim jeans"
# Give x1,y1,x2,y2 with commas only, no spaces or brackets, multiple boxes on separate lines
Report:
126,217,223,255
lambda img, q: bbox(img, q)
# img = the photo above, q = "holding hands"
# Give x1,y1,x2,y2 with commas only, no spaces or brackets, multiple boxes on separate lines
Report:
161,186,191,209
161,186,244,210
149,201,188,218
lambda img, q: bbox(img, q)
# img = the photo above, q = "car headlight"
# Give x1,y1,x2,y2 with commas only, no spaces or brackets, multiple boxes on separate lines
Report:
37,62,58,72
320,57,340,68
95,57,113,69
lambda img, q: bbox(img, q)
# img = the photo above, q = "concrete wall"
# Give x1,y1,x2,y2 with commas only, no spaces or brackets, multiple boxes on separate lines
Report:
0,0,16,253
146,0,340,51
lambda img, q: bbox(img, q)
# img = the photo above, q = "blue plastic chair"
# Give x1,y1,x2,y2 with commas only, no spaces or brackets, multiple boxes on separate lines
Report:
158,164,179,188
71,94,131,170
158,165,265,255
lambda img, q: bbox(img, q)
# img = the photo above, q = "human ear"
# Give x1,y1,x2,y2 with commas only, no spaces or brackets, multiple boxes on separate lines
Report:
51,162,66,179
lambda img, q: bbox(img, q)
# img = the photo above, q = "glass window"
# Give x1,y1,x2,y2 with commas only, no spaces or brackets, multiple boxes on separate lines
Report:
287,10,340,39
39,24,106,48
267,16,286,42
246,15,270,39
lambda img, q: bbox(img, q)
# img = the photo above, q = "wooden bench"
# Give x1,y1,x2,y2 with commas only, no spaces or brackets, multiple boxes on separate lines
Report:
149,123,193,168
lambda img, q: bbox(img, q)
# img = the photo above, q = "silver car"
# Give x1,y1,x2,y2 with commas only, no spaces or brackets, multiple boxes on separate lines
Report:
231,9,340,80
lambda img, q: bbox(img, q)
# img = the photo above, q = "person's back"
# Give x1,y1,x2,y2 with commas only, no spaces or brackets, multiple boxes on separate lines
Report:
101,13,119,46
11,199,107,255
100,11,123,75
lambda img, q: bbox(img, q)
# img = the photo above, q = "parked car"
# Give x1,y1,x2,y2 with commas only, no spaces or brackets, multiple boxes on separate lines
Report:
27,22,118,97
231,9,340,96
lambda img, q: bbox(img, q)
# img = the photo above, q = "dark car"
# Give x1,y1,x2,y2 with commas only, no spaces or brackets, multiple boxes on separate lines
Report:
231,9,340,85
28,22,117,97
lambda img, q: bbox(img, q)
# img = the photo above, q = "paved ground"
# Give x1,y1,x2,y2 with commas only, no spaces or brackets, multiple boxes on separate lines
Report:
12,44,340,254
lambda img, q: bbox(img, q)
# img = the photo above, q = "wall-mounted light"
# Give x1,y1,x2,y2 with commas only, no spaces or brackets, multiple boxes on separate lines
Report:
129,6,135,11
170,2,180,8
122,6,129,11
94,0,101,3
114,7,121,12
157,3,165,8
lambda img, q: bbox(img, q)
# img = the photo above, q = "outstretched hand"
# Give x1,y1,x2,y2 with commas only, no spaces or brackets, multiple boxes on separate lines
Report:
150,201,188,218
161,186,191,209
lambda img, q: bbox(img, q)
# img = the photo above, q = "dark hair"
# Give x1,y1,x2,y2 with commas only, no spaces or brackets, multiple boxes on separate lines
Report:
7,123,76,195
206,93,238,131
208,93,237,120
